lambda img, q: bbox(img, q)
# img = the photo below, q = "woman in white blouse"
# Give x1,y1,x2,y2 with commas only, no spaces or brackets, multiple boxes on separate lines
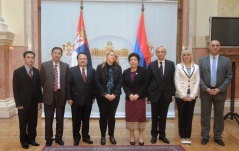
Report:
175,48,200,145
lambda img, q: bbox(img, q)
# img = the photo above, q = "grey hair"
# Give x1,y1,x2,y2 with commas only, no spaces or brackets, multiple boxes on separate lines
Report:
155,46,167,53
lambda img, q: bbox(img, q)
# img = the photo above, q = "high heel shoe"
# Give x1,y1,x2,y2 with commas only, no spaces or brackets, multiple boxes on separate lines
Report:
139,142,144,146
130,141,135,145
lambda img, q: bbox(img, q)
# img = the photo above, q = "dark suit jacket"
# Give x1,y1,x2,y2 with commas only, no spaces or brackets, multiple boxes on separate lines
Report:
199,55,232,100
147,59,175,103
40,61,69,106
122,66,148,100
95,63,123,97
13,66,42,109
66,66,95,106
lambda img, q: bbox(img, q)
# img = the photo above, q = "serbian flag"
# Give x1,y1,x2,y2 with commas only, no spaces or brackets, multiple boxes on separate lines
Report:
133,12,151,68
71,9,92,67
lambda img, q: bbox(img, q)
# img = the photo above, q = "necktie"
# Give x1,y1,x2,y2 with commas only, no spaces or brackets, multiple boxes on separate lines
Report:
54,65,58,92
159,62,163,79
82,68,86,83
211,57,217,87
29,68,33,78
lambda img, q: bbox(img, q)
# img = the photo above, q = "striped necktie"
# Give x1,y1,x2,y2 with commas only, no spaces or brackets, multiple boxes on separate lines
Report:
29,68,33,78
54,65,58,92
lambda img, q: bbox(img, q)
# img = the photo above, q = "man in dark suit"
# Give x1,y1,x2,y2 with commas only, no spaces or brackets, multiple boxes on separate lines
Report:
147,46,175,144
199,40,232,146
66,52,95,146
13,51,42,149
40,47,69,146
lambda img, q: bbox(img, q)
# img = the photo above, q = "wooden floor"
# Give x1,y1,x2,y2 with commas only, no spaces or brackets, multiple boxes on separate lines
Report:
0,110,239,151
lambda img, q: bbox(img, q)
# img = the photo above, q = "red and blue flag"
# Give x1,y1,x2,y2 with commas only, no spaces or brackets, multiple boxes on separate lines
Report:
133,12,151,68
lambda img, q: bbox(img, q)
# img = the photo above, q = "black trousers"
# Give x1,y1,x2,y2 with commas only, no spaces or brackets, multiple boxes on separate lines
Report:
176,97,196,138
71,104,92,142
97,96,120,137
151,93,170,138
18,102,38,145
44,91,65,141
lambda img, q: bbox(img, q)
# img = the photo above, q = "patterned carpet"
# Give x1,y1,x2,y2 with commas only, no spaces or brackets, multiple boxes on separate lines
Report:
42,145,186,151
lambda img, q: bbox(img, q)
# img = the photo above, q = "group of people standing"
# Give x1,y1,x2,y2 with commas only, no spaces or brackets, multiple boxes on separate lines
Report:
12,40,232,149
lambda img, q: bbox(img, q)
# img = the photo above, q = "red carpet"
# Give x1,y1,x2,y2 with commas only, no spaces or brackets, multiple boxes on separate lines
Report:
42,145,186,151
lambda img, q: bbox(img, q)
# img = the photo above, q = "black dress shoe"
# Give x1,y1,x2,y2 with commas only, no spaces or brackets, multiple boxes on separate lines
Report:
28,141,40,146
201,138,209,145
45,140,52,147
21,143,29,149
83,138,93,144
214,139,225,146
101,137,106,145
159,136,170,144
151,137,157,144
55,139,64,145
73,141,79,146
130,141,135,145
139,142,144,146
109,136,117,144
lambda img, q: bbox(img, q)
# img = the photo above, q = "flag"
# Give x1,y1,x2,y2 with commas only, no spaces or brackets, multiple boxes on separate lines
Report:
71,9,92,67
133,12,151,68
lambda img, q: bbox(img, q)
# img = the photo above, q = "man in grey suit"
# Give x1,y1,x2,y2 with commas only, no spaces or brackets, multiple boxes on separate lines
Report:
199,40,232,146
40,47,69,146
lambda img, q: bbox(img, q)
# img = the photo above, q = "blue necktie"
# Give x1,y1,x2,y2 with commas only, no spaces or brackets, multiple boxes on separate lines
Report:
211,57,217,87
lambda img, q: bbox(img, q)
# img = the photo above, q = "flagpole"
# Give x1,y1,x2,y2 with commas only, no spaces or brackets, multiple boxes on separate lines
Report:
141,0,144,12
80,0,83,10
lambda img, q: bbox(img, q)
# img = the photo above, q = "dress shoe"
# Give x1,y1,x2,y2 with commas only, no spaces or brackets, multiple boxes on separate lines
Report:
21,143,29,149
83,138,93,144
159,136,170,144
28,141,40,146
214,139,225,146
201,138,209,145
73,141,79,146
130,141,135,145
109,136,117,144
55,139,64,145
101,137,106,145
45,140,52,147
151,137,157,144
139,142,144,146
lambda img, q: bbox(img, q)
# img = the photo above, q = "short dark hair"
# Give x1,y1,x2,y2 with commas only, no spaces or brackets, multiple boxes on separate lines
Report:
23,51,35,58
77,52,88,59
128,53,140,62
51,47,63,54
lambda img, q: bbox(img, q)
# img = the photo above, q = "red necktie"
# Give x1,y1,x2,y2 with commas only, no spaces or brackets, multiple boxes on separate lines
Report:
54,65,58,92
82,68,86,83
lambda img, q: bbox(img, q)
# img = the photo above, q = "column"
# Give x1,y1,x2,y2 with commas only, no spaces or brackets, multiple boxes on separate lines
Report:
0,0,16,118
